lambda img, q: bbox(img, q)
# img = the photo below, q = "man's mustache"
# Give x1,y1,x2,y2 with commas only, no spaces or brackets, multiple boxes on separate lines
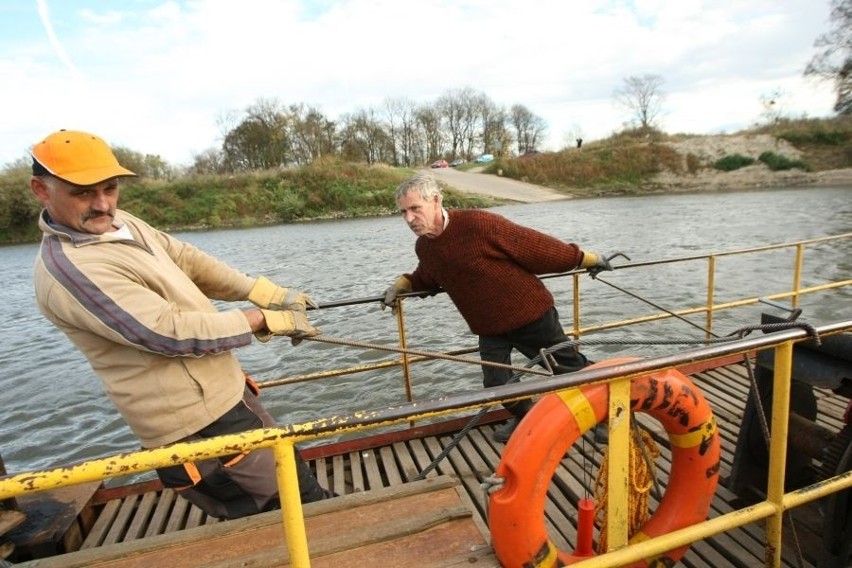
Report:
83,210,115,222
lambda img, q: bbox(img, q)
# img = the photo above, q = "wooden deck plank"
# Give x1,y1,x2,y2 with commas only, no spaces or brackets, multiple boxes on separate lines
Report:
378,445,403,486
391,441,421,482
29,477,498,568
331,454,347,496
80,499,120,549
101,495,139,545
407,438,440,478
313,456,330,491
347,450,365,493
362,448,384,489
184,505,205,530
163,494,189,534
123,491,157,542
143,489,174,538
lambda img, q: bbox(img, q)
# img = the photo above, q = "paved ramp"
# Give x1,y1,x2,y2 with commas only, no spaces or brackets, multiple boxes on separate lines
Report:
427,167,569,203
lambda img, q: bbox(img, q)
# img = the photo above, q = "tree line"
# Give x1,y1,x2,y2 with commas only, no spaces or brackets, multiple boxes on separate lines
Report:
187,86,549,176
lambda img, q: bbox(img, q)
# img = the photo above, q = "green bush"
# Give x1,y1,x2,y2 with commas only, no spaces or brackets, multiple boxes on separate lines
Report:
713,154,755,171
758,152,810,172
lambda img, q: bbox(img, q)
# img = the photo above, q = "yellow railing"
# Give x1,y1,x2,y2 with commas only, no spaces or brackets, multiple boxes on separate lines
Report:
0,233,850,566
1,322,851,567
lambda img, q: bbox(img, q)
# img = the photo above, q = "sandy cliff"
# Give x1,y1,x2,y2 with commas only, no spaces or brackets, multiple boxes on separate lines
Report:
650,134,852,191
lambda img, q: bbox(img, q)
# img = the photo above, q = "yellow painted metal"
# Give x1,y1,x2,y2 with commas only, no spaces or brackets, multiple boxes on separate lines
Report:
275,440,311,568
570,500,780,568
579,280,851,336
792,244,804,309
764,341,793,567
396,300,414,402
705,255,716,339
605,377,631,551
572,272,581,339
569,468,852,567
784,470,852,508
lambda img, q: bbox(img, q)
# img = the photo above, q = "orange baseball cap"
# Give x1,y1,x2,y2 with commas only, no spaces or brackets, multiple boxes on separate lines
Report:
31,129,137,185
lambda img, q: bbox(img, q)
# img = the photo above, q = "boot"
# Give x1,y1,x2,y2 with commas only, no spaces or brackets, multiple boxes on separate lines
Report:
493,417,520,443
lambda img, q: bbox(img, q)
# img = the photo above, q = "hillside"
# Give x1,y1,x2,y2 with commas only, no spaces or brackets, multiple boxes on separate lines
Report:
649,133,852,192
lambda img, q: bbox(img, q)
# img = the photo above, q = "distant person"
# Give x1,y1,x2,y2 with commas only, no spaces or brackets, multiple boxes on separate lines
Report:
29,129,333,519
381,172,613,442
576,138,583,149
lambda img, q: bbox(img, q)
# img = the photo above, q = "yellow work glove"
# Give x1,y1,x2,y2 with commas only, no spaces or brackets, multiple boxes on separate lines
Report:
248,276,318,312
381,275,412,315
256,309,321,345
580,252,614,279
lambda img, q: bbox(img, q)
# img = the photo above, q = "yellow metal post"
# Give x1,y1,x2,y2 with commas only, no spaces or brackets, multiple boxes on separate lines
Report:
764,341,793,567
605,377,631,550
395,301,414,403
705,256,716,339
572,273,581,340
275,440,311,567
792,245,804,309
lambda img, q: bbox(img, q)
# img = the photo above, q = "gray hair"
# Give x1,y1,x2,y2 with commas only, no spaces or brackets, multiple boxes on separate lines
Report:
395,172,443,202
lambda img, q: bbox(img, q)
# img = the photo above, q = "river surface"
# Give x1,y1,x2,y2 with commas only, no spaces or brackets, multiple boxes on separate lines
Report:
1,186,850,479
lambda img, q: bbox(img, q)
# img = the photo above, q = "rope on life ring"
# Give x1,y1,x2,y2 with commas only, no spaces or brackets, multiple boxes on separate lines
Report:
488,357,721,568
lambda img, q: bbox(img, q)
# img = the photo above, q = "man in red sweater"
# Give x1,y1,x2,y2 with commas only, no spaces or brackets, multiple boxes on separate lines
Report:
382,172,613,442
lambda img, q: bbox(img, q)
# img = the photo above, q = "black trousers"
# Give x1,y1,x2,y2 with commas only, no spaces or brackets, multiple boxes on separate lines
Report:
156,385,328,519
478,307,589,418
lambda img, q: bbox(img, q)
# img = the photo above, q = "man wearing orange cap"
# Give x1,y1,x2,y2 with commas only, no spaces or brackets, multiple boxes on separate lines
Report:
29,129,333,519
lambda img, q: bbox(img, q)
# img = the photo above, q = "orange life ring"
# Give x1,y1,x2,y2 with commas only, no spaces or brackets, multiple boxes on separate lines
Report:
488,357,721,567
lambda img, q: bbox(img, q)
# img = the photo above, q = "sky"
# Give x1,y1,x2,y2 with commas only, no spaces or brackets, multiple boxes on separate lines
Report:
0,0,839,168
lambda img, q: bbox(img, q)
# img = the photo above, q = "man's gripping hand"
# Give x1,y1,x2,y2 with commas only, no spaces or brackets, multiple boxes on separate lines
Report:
580,252,614,279
381,275,412,315
249,276,318,312
256,309,321,345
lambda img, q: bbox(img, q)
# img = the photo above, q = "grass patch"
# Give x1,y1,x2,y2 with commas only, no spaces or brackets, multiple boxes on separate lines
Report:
714,154,756,172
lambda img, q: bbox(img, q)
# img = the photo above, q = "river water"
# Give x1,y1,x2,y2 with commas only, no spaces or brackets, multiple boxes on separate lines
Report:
1,186,850,479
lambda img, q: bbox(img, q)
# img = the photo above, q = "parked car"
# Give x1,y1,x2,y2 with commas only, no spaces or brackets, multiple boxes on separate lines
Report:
431,159,448,168
474,153,494,164
449,158,466,167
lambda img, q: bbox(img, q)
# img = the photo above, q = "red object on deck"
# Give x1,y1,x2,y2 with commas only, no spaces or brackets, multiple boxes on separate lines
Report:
573,497,596,557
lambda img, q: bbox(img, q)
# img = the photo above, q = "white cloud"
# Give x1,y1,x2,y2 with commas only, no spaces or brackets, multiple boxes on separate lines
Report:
0,0,837,167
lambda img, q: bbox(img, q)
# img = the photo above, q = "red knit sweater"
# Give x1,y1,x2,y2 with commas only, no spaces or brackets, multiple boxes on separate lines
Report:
406,209,585,336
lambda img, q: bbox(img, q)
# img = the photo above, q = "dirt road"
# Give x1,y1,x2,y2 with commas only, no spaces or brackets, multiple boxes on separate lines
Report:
427,167,569,203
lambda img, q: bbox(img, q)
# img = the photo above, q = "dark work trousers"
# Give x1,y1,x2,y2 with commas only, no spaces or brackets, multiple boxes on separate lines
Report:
156,385,329,520
478,307,590,419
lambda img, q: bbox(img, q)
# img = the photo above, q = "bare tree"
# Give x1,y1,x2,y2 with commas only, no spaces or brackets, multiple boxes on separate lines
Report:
383,97,419,166
480,102,510,157
415,104,445,163
510,104,548,154
338,107,392,164
189,148,227,175
288,103,336,165
438,88,476,160
614,74,666,130
222,98,292,171
805,0,852,114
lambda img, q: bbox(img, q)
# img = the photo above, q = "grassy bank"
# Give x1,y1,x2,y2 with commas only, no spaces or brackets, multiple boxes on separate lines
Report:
485,116,852,197
0,159,498,245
